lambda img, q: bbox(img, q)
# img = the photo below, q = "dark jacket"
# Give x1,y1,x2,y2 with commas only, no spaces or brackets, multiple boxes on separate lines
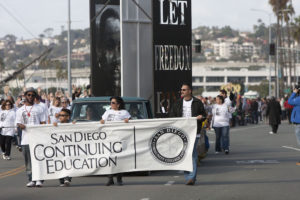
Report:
169,96,206,133
251,101,258,112
266,99,282,125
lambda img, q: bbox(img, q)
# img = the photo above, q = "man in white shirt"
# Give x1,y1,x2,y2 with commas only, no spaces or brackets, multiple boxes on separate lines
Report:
16,88,46,187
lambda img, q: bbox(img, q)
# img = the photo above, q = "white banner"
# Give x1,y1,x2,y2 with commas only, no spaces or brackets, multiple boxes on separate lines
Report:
28,118,197,181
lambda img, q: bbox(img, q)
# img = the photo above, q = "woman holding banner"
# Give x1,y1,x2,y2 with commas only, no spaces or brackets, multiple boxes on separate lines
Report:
100,96,131,186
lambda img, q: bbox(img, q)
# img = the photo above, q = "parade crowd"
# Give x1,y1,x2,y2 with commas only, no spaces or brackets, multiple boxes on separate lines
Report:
0,84,297,187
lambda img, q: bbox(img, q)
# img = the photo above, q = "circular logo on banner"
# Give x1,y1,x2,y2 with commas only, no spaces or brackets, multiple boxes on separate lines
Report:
150,127,188,164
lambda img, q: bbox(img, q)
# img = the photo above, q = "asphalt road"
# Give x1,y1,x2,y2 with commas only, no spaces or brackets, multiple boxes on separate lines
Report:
1,121,300,200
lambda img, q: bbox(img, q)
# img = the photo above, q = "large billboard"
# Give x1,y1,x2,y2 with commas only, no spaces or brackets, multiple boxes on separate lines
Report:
153,0,192,117
90,0,121,96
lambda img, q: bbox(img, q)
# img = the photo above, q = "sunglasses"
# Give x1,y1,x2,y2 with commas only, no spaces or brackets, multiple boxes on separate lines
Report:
181,89,188,91
27,94,36,97
110,102,117,105
59,114,69,117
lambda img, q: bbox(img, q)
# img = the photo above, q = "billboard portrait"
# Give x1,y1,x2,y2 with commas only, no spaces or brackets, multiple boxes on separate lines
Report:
90,0,121,96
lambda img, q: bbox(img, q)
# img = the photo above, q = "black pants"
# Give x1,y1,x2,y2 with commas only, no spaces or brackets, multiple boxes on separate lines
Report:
271,124,279,133
0,135,13,156
108,174,122,182
287,109,293,124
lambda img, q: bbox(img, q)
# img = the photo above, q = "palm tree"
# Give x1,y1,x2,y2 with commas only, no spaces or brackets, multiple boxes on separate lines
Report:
291,16,300,43
269,0,290,96
283,4,295,87
291,15,300,83
54,60,67,90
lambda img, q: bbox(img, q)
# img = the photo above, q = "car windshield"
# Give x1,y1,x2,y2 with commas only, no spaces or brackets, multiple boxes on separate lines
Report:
71,101,148,121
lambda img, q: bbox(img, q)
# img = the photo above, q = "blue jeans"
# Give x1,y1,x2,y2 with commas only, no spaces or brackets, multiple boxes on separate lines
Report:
295,124,300,145
252,111,258,124
184,137,199,182
214,126,230,151
22,145,32,181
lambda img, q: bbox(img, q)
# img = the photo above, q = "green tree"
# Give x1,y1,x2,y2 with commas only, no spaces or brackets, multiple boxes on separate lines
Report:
0,57,5,82
16,62,25,88
43,28,54,38
248,80,270,98
291,16,300,43
54,60,67,80
253,19,268,38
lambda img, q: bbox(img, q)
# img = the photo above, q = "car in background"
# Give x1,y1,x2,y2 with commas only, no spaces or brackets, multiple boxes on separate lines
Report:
71,97,153,122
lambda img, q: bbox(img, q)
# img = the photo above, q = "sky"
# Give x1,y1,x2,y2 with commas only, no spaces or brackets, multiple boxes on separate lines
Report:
0,0,300,39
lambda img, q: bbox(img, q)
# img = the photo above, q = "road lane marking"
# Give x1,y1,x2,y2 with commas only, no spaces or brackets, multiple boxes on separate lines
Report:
0,165,25,176
165,181,175,186
173,176,179,178
140,198,150,200
282,146,300,152
236,160,280,164
207,124,269,134
0,165,25,179
230,125,269,133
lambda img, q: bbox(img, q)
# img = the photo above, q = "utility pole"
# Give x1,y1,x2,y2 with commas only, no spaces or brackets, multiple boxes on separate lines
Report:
276,0,280,98
67,0,72,97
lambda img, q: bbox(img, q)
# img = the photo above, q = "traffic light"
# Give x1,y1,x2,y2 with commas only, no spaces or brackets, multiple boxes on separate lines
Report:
269,43,275,55
195,39,201,53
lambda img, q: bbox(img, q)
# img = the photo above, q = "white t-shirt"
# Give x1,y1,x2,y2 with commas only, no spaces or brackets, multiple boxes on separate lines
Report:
212,104,230,127
0,109,16,136
37,102,49,124
16,104,46,145
48,106,62,124
102,109,131,122
224,97,233,119
224,97,231,107
182,99,193,117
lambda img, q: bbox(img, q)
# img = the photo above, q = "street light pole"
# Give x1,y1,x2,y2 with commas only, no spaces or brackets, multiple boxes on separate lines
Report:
268,14,272,97
251,9,272,97
67,0,72,98
276,41,279,98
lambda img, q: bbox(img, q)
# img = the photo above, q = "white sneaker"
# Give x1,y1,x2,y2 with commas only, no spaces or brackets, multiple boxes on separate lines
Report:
64,180,70,187
36,181,43,187
5,156,11,160
26,181,36,187
269,131,274,134
2,154,7,160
